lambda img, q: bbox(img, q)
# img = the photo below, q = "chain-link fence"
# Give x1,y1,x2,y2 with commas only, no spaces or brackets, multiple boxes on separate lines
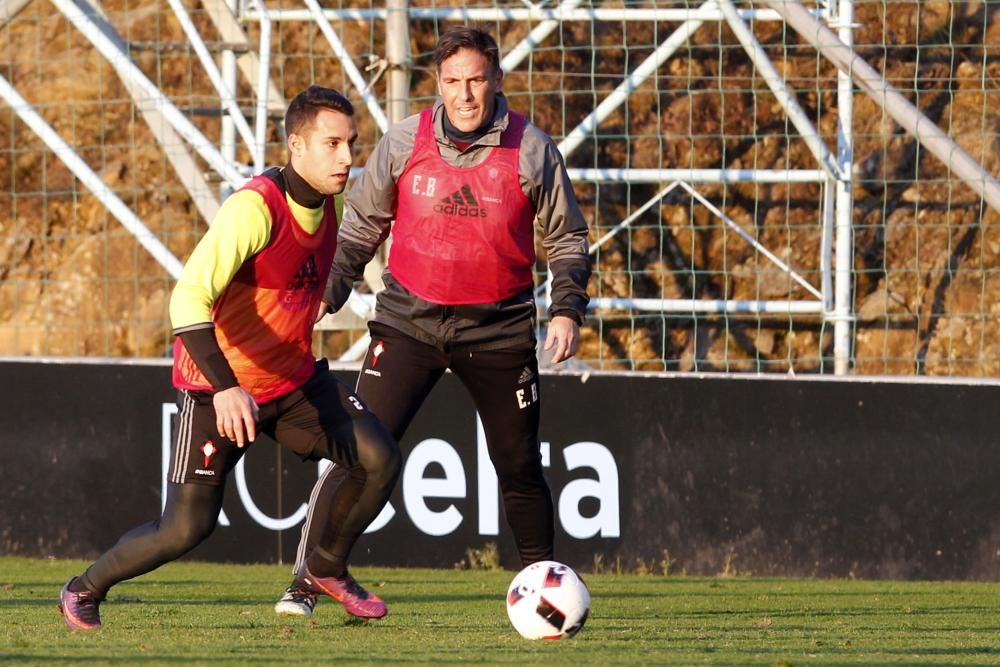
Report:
2,1,998,376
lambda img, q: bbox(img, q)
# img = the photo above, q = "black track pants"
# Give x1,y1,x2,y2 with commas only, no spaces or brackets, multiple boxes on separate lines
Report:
293,322,554,570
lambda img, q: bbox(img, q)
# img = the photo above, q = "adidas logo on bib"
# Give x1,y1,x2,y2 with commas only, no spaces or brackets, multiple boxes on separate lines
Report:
434,184,487,218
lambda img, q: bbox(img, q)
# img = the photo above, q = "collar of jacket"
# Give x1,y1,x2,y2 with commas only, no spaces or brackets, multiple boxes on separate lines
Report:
431,93,511,150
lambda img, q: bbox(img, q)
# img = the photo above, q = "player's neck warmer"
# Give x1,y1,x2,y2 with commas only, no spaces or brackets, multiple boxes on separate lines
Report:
442,108,493,144
389,109,535,305
282,162,324,209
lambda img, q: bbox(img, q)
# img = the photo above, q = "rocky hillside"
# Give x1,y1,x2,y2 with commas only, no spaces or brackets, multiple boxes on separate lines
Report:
1,1,998,376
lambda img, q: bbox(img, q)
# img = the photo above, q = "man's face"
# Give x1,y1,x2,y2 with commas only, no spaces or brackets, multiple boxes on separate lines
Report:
436,48,503,134
288,109,358,195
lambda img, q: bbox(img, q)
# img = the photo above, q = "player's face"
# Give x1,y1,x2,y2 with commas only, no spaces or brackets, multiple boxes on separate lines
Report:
288,109,357,196
436,48,503,134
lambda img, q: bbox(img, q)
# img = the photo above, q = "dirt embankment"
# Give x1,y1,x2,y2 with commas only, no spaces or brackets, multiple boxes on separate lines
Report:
1,1,998,375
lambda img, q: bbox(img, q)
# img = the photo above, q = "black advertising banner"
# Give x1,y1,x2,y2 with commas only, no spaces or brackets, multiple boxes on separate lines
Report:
2,359,999,580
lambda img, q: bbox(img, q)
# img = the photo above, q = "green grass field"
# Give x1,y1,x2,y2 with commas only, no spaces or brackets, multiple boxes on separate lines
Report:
2,556,1000,665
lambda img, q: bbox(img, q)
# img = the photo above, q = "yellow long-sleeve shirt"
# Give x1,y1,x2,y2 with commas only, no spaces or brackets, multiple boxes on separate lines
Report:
169,188,327,332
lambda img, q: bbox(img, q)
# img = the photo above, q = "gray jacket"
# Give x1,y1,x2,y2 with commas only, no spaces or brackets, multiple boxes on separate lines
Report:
325,94,591,351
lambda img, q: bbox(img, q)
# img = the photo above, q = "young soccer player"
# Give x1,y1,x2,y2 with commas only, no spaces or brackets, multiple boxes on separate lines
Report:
59,86,401,630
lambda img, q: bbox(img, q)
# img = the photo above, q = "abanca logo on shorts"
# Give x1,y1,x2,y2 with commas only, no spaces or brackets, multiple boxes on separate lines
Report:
434,184,487,218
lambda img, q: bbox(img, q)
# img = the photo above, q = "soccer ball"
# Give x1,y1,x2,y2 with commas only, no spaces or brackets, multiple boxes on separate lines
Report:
505,560,590,639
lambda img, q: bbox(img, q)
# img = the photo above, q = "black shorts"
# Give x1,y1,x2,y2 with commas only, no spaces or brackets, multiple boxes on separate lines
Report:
168,360,377,485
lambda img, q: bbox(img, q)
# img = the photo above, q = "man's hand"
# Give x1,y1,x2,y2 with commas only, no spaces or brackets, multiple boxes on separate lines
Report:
212,386,259,447
544,315,580,364
315,301,331,323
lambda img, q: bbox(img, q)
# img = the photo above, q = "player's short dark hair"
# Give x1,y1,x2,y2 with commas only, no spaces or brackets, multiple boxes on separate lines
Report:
284,86,355,137
434,26,500,75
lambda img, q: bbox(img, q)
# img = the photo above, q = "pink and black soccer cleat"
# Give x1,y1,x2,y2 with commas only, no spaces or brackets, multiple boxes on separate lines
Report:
301,567,387,619
58,578,103,630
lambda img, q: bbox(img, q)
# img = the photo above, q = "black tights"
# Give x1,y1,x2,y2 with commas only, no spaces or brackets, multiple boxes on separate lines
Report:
77,456,399,597
76,417,400,597
77,482,222,598
304,415,401,578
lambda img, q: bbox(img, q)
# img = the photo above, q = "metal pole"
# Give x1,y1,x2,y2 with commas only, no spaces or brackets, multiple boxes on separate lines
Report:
302,0,389,133
763,0,1000,215
253,0,272,172
332,0,406,359
819,179,834,312
202,0,286,119
350,0,408,339
566,168,826,183
72,0,221,223
558,7,707,160
243,7,788,23
165,0,258,154
379,0,410,294
50,0,248,187
580,298,824,315
499,0,582,73
220,0,238,201
833,0,855,374
1,0,30,25
0,73,184,278
717,0,841,179
385,0,410,125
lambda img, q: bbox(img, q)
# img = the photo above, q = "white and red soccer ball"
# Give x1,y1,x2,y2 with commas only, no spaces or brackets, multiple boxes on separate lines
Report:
505,560,590,640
